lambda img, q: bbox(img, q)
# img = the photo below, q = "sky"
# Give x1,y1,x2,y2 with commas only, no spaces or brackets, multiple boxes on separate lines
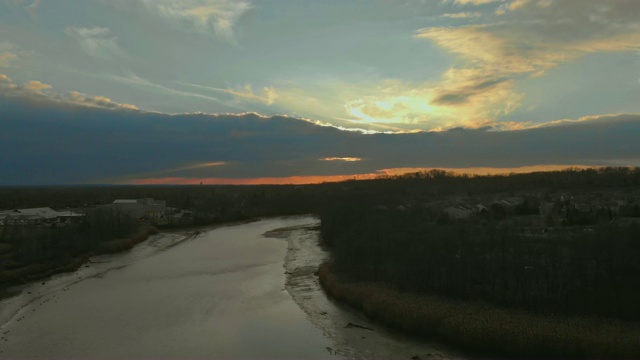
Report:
1,0,640,185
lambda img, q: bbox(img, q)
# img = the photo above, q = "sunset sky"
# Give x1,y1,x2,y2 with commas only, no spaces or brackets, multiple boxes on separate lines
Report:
1,0,640,185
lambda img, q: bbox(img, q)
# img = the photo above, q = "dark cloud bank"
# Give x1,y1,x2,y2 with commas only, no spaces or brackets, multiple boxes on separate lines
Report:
1,95,639,185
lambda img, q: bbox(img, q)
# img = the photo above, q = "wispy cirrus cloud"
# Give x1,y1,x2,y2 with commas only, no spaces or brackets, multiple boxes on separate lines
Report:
24,0,41,19
225,84,278,105
5,0,41,17
0,42,22,67
65,26,128,60
109,0,252,41
101,72,230,106
176,81,279,106
0,52,17,67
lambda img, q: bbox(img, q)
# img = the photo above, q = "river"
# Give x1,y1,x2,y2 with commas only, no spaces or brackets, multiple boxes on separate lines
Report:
0,216,463,359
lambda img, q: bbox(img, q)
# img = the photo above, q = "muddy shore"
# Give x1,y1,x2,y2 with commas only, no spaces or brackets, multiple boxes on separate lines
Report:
272,222,465,359
0,218,262,296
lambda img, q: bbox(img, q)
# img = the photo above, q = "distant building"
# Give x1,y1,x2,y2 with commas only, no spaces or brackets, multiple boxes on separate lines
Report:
0,207,84,226
109,198,167,221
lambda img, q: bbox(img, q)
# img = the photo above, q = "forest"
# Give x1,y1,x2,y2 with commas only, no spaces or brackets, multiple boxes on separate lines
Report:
319,167,640,321
2,166,640,305
0,184,322,287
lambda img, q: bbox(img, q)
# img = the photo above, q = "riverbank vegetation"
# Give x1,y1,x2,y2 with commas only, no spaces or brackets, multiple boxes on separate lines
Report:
318,263,640,358
0,184,322,289
320,205,640,321
0,207,157,287
318,167,640,357
2,167,640,356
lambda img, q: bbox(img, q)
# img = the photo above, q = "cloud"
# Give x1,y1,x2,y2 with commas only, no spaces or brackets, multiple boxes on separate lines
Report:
66,91,138,110
65,26,127,60
321,157,362,162
385,0,640,129
5,0,40,14
0,74,18,90
108,161,227,181
110,0,252,41
340,73,522,131
441,12,482,19
225,84,278,105
0,52,17,67
25,0,41,19
24,80,51,93
452,0,504,5
175,80,281,109
0,73,138,111
0,42,20,67
2,96,639,184
0,74,49,97
102,73,238,109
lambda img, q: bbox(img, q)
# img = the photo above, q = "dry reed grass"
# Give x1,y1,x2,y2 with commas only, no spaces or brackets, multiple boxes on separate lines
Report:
318,262,640,358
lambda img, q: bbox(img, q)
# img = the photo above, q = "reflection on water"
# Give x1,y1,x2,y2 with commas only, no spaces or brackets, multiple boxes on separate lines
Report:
0,217,335,359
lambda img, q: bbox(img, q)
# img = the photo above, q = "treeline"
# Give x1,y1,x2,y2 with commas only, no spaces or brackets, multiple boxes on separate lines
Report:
320,201,640,322
380,167,640,193
0,184,324,215
3,168,640,212
0,207,144,284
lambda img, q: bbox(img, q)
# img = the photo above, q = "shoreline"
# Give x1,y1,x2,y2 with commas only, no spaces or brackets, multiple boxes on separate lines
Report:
279,222,464,359
0,216,272,299
318,262,640,358
0,225,158,295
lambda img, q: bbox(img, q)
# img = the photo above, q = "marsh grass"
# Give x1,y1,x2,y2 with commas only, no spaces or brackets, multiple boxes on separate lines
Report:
318,262,640,358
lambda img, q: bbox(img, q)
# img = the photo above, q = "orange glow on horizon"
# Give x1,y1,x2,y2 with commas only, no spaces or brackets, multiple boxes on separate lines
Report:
123,164,598,185
127,174,380,185
377,165,600,176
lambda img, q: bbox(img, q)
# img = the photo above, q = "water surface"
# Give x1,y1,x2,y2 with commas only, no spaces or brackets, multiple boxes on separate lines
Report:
0,217,334,359
1,216,463,359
